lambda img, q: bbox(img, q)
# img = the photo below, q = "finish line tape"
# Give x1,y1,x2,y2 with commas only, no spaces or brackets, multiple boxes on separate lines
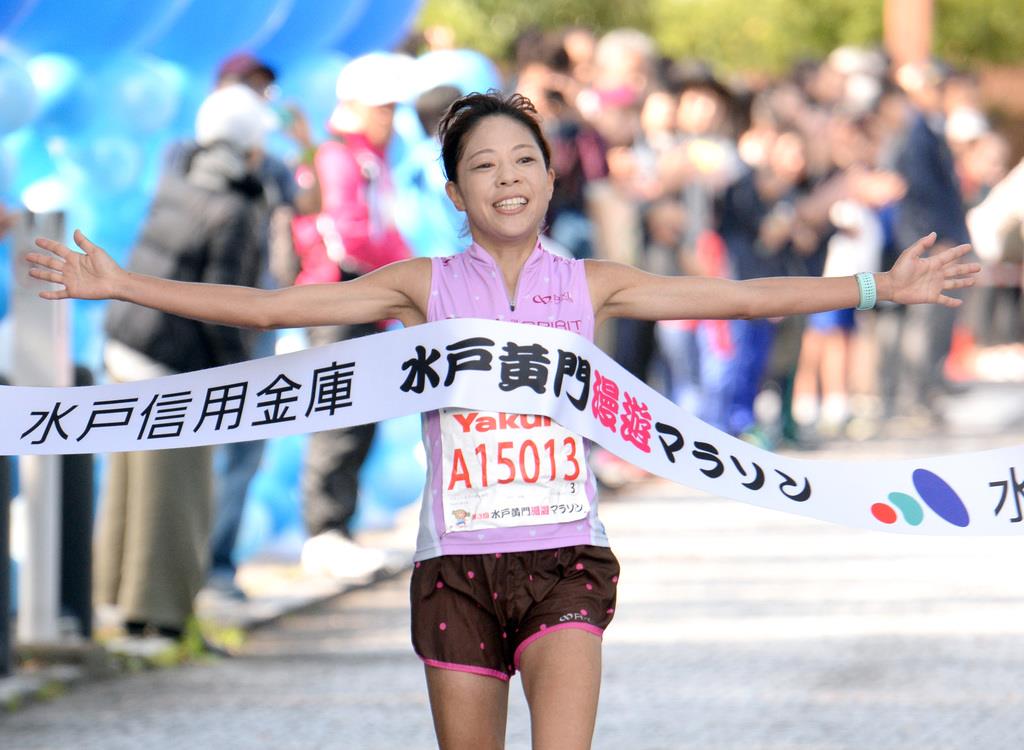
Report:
4,319,1022,535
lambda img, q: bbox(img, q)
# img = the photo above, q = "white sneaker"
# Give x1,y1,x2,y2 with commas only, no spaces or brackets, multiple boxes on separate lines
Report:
300,530,388,582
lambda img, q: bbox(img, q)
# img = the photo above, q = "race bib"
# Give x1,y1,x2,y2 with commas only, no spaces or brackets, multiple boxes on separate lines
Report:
440,408,590,533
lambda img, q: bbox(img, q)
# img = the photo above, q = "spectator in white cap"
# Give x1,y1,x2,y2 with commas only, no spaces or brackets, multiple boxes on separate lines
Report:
92,81,273,645
174,54,318,604
327,51,416,144
194,82,274,155
290,52,414,580
191,81,296,604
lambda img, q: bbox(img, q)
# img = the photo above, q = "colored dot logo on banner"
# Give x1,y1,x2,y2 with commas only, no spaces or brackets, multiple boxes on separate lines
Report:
871,469,971,528
913,469,971,527
870,492,924,526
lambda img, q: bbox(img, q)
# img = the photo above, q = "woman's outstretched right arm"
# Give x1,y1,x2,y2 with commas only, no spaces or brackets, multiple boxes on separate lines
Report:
27,230,430,329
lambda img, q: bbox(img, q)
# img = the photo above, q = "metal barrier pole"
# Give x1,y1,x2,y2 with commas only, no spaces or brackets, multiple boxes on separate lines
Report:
12,210,71,645
60,366,95,639
0,387,10,674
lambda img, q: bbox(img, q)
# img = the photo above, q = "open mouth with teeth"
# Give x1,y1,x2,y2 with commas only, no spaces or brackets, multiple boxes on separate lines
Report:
494,196,529,212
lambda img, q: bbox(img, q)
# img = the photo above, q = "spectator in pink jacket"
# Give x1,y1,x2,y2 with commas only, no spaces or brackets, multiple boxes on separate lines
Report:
290,53,414,580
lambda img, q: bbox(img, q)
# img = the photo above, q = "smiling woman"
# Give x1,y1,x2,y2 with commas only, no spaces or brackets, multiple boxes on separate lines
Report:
439,93,556,303
25,91,979,750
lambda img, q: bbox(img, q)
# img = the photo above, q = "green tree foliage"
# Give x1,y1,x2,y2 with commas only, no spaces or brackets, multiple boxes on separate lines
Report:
417,0,653,60
648,0,883,72
934,0,1024,65
418,0,1022,70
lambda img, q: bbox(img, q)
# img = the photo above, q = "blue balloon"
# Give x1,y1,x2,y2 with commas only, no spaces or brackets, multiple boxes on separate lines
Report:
0,239,10,320
146,0,293,73
349,487,398,533
4,0,188,62
92,56,189,135
70,299,107,373
164,73,213,140
0,134,14,199
22,54,92,135
24,54,189,137
89,191,152,259
250,435,305,531
233,497,275,564
57,132,145,196
273,51,350,144
393,135,465,258
416,49,503,95
0,54,38,135
359,415,425,512
258,0,369,64
3,129,56,195
246,474,291,532
0,1,34,35
24,54,82,118
334,0,424,57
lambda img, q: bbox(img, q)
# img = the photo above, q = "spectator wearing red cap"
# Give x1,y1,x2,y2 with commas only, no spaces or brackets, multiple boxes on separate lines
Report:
216,52,276,89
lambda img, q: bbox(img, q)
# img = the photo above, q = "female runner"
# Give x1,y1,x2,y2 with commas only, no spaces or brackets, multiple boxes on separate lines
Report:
28,92,978,750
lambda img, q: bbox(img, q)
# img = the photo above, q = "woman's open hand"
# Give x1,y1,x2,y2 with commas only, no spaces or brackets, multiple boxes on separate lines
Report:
884,232,980,308
26,230,125,301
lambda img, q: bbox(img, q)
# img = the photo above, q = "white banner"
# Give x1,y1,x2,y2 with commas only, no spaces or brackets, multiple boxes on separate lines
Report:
3,319,1023,535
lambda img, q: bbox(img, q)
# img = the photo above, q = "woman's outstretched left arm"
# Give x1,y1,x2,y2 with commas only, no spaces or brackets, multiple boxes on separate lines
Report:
589,233,979,325
26,230,429,329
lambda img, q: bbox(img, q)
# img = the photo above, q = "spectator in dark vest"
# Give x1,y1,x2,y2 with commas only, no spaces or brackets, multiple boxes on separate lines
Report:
94,84,271,642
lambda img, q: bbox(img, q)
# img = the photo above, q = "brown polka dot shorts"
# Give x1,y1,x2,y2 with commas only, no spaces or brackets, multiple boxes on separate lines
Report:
410,545,620,681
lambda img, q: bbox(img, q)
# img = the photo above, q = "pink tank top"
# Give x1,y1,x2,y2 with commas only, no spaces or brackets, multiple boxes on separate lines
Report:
415,241,610,561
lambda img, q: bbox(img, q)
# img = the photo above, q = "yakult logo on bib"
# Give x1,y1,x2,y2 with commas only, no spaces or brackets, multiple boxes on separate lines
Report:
440,408,590,534
451,412,554,433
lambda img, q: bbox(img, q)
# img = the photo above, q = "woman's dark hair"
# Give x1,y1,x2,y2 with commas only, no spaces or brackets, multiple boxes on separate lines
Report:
437,91,552,182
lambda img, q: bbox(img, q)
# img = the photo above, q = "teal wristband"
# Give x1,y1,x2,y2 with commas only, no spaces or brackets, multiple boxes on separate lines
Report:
855,271,877,311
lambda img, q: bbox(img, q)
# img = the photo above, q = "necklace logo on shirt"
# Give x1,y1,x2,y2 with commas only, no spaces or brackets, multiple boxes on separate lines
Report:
532,291,574,305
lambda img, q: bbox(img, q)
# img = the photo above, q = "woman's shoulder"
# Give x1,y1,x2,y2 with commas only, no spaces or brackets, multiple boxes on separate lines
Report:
374,256,434,294
582,257,629,280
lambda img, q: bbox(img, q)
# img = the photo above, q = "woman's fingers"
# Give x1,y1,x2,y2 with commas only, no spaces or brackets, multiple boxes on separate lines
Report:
24,251,66,271
33,236,73,259
936,243,973,265
935,294,963,308
944,262,981,279
28,267,65,284
73,229,101,253
905,231,937,260
34,229,100,259
943,277,976,290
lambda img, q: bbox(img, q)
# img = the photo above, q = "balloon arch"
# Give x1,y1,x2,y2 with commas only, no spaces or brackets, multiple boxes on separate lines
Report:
0,0,502,562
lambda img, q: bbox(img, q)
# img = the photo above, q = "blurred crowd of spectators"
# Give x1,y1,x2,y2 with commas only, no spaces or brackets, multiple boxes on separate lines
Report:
488,26,1022,454
55,24,1024,643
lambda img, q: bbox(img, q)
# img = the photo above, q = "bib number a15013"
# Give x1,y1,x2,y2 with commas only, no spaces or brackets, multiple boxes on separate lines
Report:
439,409,590,533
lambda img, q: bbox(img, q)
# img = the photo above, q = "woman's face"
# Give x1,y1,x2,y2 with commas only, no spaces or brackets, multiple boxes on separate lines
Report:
446,115,554,250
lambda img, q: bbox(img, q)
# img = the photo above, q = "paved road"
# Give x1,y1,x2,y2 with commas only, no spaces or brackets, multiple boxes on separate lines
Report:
3,391,1024,749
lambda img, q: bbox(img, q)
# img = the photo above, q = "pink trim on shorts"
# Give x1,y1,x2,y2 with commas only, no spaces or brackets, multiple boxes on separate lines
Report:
513,623,604,670
421,657,510,682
